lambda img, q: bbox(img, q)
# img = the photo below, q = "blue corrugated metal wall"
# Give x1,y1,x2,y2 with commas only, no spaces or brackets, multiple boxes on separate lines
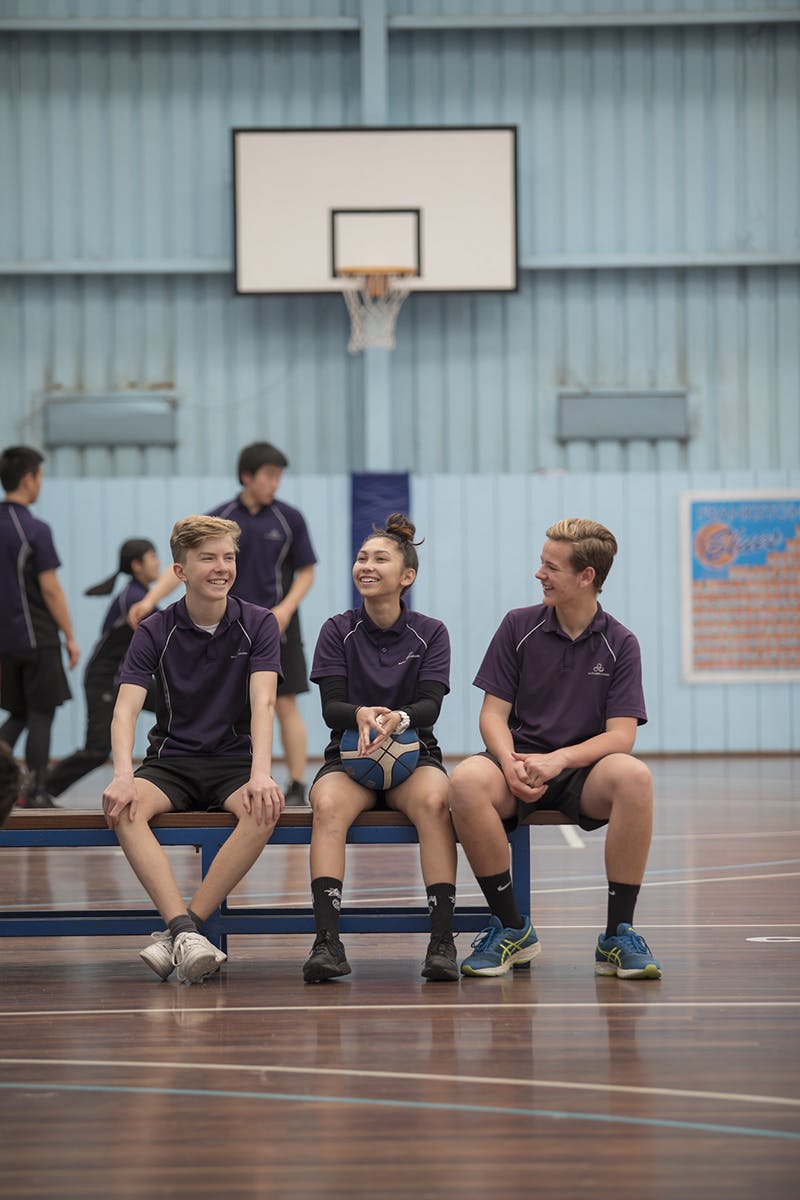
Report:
1,3,798,754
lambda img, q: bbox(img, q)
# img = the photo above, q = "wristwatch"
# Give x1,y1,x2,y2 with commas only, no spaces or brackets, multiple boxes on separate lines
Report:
394,710,411,734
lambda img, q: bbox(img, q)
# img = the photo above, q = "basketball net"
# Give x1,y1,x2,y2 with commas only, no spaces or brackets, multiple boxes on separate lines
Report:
339,269,414,354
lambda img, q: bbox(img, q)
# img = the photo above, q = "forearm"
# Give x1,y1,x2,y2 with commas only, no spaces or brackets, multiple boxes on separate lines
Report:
143,566,181,609
549,727,636,771
276,565,315,618
249,698,277,778
40,581,76,641
109,710,137,779
479,710,517,765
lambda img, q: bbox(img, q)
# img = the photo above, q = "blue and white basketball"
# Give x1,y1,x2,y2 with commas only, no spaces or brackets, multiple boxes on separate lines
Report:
340,727,420,791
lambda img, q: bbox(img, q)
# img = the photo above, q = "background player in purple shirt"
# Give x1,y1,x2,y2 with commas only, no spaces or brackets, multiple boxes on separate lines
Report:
103,515,284,985
129,442,316,806
304,513,458,984
45,538,161,803
451,518,661,981
0,741,22,827
0,445,80,808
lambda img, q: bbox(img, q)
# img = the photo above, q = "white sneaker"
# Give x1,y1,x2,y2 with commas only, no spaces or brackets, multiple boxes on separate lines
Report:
139,930,176,980
172,930,227,985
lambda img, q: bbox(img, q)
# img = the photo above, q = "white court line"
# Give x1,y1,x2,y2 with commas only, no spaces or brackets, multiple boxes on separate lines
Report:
558,825,586,848
652,830,800,842
2,1056,798,1112
2,1000,799,1019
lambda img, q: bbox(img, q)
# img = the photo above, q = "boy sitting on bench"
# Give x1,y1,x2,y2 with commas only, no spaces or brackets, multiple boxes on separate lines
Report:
102,514,284,984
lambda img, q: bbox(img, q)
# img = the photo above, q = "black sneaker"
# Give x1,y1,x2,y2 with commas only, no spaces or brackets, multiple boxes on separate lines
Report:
284,780,307,807
421,933,459,981
302,930,352,983
25,791,58,809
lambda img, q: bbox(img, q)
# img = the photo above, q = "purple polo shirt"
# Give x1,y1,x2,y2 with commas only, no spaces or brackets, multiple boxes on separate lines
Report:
207,495,316,608
100,579,149,637
119,595,282,758
311,603,451,712
0,501,62,653
474,603,647,753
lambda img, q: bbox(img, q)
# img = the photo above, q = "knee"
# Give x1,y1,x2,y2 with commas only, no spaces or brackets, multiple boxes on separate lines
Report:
310,791,349,836
449,759,492,819
609,755,653,812
413,787,452,826
235,810,275,847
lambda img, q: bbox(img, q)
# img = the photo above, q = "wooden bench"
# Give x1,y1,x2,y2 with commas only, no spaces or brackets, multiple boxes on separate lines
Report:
0,808,568,951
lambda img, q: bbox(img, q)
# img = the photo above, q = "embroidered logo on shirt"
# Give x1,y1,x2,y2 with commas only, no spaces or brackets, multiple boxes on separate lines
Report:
589,663,609,676
265,530,283,540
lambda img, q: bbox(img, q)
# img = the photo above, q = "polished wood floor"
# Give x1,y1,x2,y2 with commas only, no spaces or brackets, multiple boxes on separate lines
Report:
1,757,799,1199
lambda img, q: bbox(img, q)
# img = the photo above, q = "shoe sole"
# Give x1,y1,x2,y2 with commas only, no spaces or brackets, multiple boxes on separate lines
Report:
421,958,460,982
460,941,541,977
595,961,661,980
139,946,175,981
303,960,352,983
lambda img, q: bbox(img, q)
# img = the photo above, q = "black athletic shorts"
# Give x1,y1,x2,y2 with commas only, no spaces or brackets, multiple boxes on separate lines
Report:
479,751,608,833
277,614,309,697
310,753,447,809
0,646,72,714
134,756,253,812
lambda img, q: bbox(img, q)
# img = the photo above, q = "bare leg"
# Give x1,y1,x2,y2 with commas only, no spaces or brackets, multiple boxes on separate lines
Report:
188,791,279,922
309,772,374,881
388,767,456,884
579,754,654,884
449,755,515,878
113,781,188,923
276,695,307,783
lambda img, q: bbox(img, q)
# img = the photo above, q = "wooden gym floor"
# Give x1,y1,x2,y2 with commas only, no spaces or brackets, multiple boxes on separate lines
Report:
1,756,798,1199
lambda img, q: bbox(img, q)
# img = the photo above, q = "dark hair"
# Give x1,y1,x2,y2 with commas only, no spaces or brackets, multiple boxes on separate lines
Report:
84,537,157,597
0,741,22,828
237,442,289,483
362,513,422,585
0,445,44,493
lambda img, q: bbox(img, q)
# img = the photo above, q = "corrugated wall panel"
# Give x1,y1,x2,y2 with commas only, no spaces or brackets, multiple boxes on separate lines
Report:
1,29,360,265
390,21,799,260
1,265,797,474
34,470,799,764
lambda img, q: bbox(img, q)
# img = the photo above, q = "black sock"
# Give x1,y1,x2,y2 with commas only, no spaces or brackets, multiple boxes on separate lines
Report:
168,915,196,941
605,882,640,939
187,908,203,931
426,883,456,937
311,876,343,934
476,871,524,930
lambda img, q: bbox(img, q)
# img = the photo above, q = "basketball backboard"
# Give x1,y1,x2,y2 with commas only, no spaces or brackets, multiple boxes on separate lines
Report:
233,126,518,295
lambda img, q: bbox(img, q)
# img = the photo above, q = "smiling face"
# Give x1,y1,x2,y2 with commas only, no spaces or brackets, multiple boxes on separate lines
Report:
173,535,237,603
535,538,595,609
352,535,416,602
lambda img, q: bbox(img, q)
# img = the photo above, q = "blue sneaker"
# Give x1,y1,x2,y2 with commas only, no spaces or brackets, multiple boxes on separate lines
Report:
595,923,661,979
460,915,541,977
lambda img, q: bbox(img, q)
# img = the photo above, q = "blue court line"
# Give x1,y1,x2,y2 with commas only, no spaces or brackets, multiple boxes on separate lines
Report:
2,1080,798,1142
2,858,799,912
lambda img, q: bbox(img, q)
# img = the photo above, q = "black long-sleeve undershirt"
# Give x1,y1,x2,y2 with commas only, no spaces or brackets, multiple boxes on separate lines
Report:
317,675,447,733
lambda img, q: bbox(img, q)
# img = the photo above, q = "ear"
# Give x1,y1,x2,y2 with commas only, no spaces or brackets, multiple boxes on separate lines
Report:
401,566,417,589
580,566,596,589
172,562,187,584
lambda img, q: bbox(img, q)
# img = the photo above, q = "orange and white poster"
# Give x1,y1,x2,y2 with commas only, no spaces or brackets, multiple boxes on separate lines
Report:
680,491,800,682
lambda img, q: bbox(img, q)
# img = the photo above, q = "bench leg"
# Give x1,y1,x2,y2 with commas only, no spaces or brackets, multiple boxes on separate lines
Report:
509,825,531,919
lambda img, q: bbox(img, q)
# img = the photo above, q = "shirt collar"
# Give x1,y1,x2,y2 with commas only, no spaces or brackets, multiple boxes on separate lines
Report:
545,602,606,642
175,594,241,632
358,600,408,638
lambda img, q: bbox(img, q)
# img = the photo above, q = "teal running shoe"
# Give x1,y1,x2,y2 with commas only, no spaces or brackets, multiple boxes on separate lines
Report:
595,923,662,979
460,915,541,977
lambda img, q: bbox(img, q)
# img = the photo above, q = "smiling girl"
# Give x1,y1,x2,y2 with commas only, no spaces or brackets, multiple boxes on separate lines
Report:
303,513,458,983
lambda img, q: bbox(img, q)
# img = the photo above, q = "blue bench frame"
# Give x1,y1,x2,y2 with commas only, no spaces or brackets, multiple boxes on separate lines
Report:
0,809,559,952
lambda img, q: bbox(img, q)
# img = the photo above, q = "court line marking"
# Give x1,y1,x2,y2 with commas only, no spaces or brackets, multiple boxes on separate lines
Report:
558,825,585,848
3,1056,798,1111
1,1080,796,1142
2,1000,799,1019
3,860,797,912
